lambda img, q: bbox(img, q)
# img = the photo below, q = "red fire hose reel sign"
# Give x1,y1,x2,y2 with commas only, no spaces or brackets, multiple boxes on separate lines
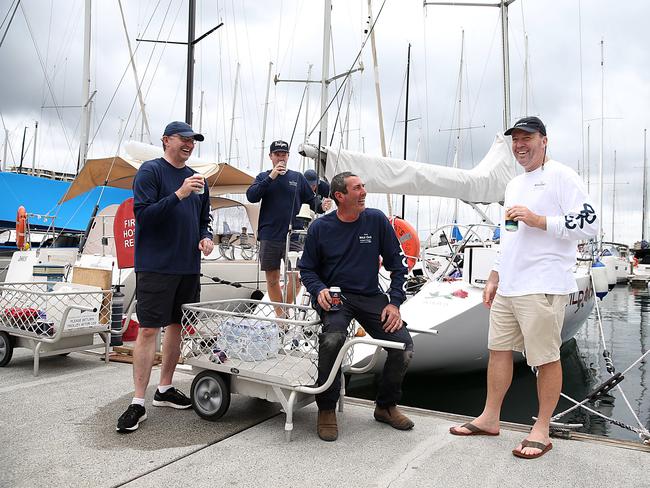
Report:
113,198,135,269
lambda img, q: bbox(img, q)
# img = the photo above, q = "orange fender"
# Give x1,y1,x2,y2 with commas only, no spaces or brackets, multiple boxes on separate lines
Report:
16,206,28,250
389,217,420,271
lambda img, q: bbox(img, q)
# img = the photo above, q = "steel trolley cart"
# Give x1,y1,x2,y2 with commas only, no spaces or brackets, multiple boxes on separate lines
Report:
0,282,112,376
181,299,405,441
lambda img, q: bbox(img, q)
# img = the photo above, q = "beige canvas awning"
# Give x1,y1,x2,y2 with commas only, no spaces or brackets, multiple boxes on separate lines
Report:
59,155,254,203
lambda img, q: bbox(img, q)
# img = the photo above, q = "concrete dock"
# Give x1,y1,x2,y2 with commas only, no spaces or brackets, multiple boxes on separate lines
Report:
0,348,648,488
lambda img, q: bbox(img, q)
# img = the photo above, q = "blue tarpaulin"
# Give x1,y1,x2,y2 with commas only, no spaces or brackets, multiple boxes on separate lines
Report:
0,172,132,232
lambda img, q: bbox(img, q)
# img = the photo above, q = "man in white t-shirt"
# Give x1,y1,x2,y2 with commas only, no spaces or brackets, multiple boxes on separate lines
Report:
449,116,598,459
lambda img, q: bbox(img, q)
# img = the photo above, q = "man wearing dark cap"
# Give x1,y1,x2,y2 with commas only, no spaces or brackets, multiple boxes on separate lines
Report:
246,140,318,313
117,121,213,433
304,169,333,213
450,116,598,459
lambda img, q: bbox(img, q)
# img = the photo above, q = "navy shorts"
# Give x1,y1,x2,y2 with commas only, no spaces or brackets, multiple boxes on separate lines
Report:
259,239,303,272
135,272,200,328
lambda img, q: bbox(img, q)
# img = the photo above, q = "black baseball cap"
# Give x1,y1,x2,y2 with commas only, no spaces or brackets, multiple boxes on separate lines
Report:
304,169,318,185
270,140,289,153
504,116,546,136
163,121,204,141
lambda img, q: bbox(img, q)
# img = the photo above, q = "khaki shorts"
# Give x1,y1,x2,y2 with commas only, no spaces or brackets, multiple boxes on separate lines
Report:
488,293,569,367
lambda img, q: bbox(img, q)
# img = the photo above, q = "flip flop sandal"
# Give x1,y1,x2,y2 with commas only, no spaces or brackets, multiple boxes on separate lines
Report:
512,439,553,459
449,422,500,436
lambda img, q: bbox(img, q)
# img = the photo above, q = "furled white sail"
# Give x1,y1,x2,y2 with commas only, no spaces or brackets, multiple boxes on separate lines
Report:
300,133,516,204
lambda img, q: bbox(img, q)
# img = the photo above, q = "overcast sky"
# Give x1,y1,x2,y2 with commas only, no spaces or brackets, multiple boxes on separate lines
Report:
1,0,649,244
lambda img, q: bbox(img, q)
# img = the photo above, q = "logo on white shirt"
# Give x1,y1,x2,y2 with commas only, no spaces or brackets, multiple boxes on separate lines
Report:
533,181,547,190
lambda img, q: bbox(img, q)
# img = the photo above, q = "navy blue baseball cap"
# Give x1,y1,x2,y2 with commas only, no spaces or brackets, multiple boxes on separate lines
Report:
504,116,546,136
304,169,318,185
163,121,204,141
270,140,289,153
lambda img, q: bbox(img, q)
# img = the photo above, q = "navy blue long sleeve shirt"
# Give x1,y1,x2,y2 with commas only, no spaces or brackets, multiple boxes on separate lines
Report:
246,169,316,242
298,208,408,307
133,157,212,274
315,180,330,199
310,180,331,213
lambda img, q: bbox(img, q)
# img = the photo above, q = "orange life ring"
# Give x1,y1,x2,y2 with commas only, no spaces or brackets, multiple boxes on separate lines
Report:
16,206,27,250
390,217,420,271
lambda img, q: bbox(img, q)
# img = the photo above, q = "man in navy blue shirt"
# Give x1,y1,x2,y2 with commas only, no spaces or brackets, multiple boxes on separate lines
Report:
299,171,414,441
246,140,317,314
117,121,213,433
304,168,333,212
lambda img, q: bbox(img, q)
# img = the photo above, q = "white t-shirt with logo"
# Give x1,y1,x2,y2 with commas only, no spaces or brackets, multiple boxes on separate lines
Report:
494,159,598,296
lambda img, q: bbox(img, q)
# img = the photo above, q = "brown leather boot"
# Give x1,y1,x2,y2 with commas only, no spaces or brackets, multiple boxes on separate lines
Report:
374,405,414,430
317,409,338,441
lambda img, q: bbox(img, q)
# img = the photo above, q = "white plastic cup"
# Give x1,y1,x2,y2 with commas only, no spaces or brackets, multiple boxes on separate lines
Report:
194,175,205,194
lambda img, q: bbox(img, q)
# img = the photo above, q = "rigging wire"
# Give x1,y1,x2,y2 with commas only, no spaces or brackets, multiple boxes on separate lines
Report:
307,0,388,140
92,0,173,146
0,0,19,49
387,68,408,157
287,79,309,151
18,2,75,164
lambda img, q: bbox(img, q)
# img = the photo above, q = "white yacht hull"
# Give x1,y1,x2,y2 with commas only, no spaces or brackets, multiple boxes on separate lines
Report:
351,270,595,374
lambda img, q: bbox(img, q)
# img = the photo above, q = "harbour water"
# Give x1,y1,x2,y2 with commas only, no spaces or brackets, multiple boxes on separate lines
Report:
348,284,650,443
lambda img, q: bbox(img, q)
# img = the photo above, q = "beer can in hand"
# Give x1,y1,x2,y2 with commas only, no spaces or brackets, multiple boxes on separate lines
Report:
505,219,518,232
329,287,342,311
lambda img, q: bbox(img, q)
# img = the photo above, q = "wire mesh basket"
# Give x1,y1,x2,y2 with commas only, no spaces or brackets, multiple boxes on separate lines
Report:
0,282,111,337
181,300,328,387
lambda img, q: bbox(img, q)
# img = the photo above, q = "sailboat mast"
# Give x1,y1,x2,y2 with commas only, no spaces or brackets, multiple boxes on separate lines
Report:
423,1,515,132
260,61,273,172
2,129,8,171
367,0,392,217
401,43,411,218
32,121,38,175
117,0,151,144
319,0,332,151
185,0,196,125
78,0,92,172
643,128,648,242
500,0,511,130
303,64,313,171
587,124,591,193
228,63,241,165
598,38,604,248
453,30,465,223
611,149,616,241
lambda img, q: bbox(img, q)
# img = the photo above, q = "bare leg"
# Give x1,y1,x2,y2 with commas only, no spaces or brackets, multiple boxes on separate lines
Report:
159,324,182,386
450,349,513,434
285,272,300,305
516,359,561,455
265,269,285,316
133,327,159,399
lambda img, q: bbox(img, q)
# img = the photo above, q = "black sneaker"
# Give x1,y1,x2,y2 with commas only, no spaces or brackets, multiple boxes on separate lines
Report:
116,404,147,433
152,387,192,409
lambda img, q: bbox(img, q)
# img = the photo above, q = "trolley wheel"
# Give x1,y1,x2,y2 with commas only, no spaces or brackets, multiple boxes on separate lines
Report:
191,370,231,421
0,331,14,367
